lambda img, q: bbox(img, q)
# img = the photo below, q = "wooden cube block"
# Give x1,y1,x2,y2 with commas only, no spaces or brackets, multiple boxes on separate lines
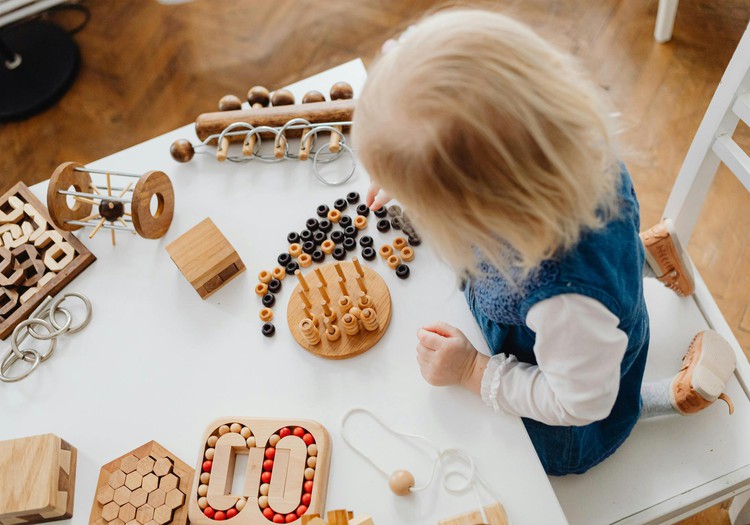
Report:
165,218,245,299
438,502,508,525
0,433,77,525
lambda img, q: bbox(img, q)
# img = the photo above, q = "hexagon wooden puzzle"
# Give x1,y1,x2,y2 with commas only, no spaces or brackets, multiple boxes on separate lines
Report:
89,441,193,525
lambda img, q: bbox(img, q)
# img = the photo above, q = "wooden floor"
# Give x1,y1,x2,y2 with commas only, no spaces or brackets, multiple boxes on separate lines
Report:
2,1,749,523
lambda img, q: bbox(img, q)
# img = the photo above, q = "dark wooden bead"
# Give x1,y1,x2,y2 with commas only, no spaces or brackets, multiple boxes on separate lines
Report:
408,235,422,247
339,215,352,228
219,94,242,111
361,247,376,261
396,264,410,279
330,81,354,100
262,322,275,337
330,231,345,244
262,293,276,307
313,231,326,245
373,206,388,218
247,86,270,107
391,216,402,230
271,88,295,106
277,253,292,266
334,198,347,211
302,90,326,103
302,240,316,254
377,219,391,233
170,139,194,163
387,205,403,218
99,200,124,221
356,204,370,217
318,219,332,233
299,230,313,243
346,192,360,204
316,204,330,218
312,250,325,263
332,246,346,260
306,218,319,231
343,225,357,239
343,237,356,251
268,278,282,293
287,232,300,244
286,261,299,274
359,235,373,248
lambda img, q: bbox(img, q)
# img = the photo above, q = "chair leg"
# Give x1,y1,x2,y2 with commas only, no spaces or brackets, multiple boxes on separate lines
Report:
654,0,679,43
729,490,750,524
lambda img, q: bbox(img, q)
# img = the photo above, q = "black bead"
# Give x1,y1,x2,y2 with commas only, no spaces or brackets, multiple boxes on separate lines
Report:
313,231,326,245
286,261,299,274
377,219,391,233
359,235,374,248
262,293,276,307
318,219,332,233
374,206,388,218
361,246,376,261
346,191,360,204
277,253,292,266
299,230,313,243
334,198,348,211
302,240,316,254
287,232,300,244
306,218,319,231
343,225,358,239
408,235,422,247
356,203,370,217
333,246,346,260
316,204,330,218
339,215,352,228
396,264,410,279
268,278,282,293
391,216,402,230
312,250,325,263
262,322,275,337
343,237,356,251
387,204,403,218
331,230,345,244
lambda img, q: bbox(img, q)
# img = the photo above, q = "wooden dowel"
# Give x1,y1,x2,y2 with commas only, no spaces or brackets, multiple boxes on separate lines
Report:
296,270,310,292
74,196,99,206
299,291,312,309
318,284,330,303
118,181,134,198
352,257,364,278
217,136,230,162
321,301,332,316
314,268,327,287
106,172,112,196
89,217,106,239
89,184,101,195
242,133,256,156
334,262,346,282
111,228,116,246
337,278,347,296
357,276,367,294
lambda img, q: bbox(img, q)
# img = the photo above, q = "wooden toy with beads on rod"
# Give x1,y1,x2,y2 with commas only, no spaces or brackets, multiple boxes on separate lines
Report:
46,162,175,246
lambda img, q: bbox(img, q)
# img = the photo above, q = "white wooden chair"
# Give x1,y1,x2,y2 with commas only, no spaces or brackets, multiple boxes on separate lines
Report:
550,22,750,525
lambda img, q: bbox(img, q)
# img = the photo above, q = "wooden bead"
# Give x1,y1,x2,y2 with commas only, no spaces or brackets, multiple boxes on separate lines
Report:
307,456,317,468
304,468,315,480
198,484,208,497
327,209,341,223
321,239,335,254
379,245,393,259
271,89,295,106
200,472,211,484
387,254,401,269
247,86,270,108
337,295,352,313
400,247,414,262
259,270,272,283
272,266,286,280
393,237,408,251
389,469,415,496
302,90,326,104
289,243,303,257
246,436,256,447
205,448,215,460
219,425,230,435
236,497,247,511
241,427,252,438
268,434,280,447
299,253,312,267
307,444,317,456
260,308,273,322
361,308,379,331
324,318,341,341
207,436,218,447
330,81,354,100
260,483,270,496
170,139,195,163
256,283,268,296
219,94,242,111
349,307,362,319
230,423,242,433
258,495,269,509
198,497,209,510
354,216,367,230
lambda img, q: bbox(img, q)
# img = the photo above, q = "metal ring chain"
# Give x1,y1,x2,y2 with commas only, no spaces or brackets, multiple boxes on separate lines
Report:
0,292,93,383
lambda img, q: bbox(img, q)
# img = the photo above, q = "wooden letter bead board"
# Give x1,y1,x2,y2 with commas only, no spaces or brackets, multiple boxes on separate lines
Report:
188,418,331,525
0,182,95,339
0,433,77,525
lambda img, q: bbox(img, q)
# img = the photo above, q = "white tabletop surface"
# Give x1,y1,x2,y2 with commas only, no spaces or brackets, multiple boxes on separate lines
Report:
1,60,568,525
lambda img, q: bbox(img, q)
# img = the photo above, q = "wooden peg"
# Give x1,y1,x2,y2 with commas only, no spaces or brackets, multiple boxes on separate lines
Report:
296,269,310,292
314,267,327,287
337,278,348,297
356,276,367,294
337,295,352,314
303,306,319,326
242,132,256,157
334,262,346,282
299,290,312,309
299,90,325,160
321,301,336,322
352,257,365,278
329,82,353,153
323,317,341,341
216,136,230,162
318,284,330,304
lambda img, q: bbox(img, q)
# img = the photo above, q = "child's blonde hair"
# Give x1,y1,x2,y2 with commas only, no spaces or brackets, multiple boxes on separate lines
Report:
353,9,620,279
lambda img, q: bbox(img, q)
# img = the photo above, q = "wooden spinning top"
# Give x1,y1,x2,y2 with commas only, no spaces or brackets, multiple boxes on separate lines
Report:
170,139,195,163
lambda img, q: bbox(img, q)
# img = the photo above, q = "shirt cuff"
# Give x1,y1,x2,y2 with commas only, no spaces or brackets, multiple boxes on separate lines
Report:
480,353,517,412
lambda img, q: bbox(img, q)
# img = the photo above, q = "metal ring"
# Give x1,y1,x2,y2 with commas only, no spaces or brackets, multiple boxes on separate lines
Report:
12,319,56,361
28,307,71,340
313,142,356,186
50,292,93,333
217,122,260,163
241,126,286,162
277,118,314,159
0,348,41,383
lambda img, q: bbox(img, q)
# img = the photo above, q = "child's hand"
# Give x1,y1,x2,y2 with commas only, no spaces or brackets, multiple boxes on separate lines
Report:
366,182,392,210
416,322,484,392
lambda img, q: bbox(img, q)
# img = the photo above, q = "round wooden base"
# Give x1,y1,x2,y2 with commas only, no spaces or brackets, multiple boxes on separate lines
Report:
287,261,391,359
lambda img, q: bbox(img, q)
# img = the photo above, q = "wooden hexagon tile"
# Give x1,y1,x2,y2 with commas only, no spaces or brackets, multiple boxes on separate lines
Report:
89,441,193,525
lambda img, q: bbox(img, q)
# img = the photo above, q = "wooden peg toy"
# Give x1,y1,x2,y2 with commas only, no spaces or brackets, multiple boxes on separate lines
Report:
318,284,330,304
355,275,367,294
337,278,348,297
387,254,401,269
272,266,286,280
299,290,312,309
303,306,319,327
353,215,367,230
259,308,273,322
247,86,270,109
0,433,77,525
337,295,352,314
296,270,310,292
314,267,327,287
352,257,365,279
323,317,341,342
379,245,393,259
299,253,313,268
218,94,242,112
300,318,321,345
400,246,414,262
327,209,341,223
321,240,335,254
166,218,246,300
357,292,372,310
392,237,408,251
255,283,268,296
360,308,379,332
290,243,303,258
340,313,360,336
334,262,346,282
321,301,336,323
90,441,193,525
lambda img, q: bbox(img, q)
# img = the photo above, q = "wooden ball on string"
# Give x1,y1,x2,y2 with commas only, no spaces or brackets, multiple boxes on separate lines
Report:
388,469,415,496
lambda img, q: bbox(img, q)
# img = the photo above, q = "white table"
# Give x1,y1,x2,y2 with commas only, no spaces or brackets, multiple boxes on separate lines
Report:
1,60,568,525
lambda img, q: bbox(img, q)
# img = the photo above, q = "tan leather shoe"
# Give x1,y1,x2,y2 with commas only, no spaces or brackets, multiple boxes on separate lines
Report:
670,330,736,415
640,218,695,297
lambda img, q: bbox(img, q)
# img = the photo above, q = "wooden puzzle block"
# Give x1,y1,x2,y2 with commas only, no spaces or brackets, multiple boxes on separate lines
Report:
0,433,77,525
188,418,331,525
0,183,95,339
89,441,193,525
437,503,508,525
166,218,245,299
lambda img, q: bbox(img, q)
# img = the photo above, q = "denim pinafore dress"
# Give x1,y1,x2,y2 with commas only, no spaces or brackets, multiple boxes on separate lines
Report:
465,167,649,475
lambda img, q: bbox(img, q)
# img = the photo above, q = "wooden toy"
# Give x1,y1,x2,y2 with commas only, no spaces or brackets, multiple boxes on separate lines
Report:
400,247,414,262
187,418,331,525
89,441,193,525
287,261,391,359
166,218,245,300
298,510,372,525
47,162,175,245
437,503,509,525
0,433,77,524
0,183,95,340
378,245,392,259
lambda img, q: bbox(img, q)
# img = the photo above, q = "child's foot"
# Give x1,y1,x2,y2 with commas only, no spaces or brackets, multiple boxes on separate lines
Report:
670,330,736,415
640,218,695,296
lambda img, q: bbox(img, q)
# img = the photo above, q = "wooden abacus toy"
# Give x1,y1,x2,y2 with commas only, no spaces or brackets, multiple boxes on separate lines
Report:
286,259,391,359
299,510,374,525
188,418,331,525
47,162,175,246
0,182,95,340
89,441,194,525
169,83,356,186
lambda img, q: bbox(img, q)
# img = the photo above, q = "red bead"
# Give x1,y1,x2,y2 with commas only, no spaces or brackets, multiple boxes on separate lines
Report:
261,471,272,483
202,460,213,472
263,508,275,519
273,514,284,523
302,433,314,446
285,514,297,523
296,505,308,516
301,493,311,506
303,480,313,493
263,459,274,471
226,508,238,519
215,511,226,521
265,448,276,460
204,507,215,519
293,427,305,437
279,428,292,438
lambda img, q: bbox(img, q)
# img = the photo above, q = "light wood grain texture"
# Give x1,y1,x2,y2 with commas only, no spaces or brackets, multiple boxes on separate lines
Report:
88,441,193,525
45,162,93,232
287,262,391,359
0,433,77,525
188,418,331,525
437,502,508,525
166,218,245,299
130,171,175,239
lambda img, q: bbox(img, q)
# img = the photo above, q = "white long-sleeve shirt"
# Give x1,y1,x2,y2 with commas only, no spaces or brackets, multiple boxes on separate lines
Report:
480,294,628,426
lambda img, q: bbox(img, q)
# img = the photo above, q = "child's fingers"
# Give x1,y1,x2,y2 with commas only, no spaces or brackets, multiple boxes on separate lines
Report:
370,191,391,211
366,183,380,208
421,321,462,339
417,329,445,351
416,343,434,357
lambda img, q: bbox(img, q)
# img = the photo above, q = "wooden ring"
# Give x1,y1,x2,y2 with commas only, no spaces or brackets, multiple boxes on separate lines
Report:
46,162,93,231
327,209,341,223
387,255,401,269
379,245,394,259
255,283,268,296
259,308,273,322
131,170,175,239
289,243,303,257
354,216,367,230
321,240,335,254
393,237,408,251
299,253,312,267
400,247,414,262
258,270,272,283
272,267,286,280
